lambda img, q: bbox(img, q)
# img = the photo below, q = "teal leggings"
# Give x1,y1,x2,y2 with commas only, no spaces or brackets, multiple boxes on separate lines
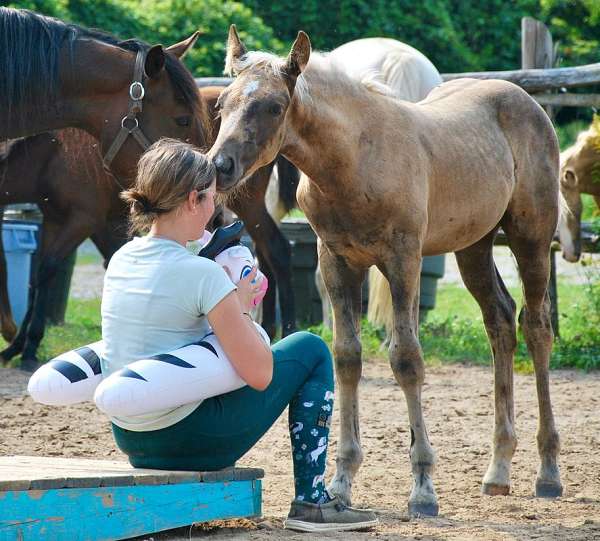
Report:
112,332,334,476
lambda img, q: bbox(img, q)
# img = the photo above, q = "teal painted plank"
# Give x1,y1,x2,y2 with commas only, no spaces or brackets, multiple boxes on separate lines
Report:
0,479,261,541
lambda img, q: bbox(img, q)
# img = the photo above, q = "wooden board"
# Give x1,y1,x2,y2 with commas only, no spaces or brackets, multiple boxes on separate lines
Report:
0,456,263,541
0,456,263,490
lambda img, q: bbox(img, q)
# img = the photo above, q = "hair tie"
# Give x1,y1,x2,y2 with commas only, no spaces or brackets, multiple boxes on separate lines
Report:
136,194,165,215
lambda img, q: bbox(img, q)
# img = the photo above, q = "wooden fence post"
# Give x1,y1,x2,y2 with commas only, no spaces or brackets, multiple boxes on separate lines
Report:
521,16,560,337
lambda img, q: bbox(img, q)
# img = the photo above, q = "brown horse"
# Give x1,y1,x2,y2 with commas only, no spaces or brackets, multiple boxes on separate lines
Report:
0,90,298,361
558,115,600,261
0,8,209,180
210,26,562,515
1,7,208,363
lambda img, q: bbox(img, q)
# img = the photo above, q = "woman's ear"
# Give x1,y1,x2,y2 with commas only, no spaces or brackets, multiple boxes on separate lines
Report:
188,190,199,212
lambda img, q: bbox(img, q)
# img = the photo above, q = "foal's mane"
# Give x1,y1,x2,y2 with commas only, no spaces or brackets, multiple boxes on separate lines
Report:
0,7,208,146
226,49,395,104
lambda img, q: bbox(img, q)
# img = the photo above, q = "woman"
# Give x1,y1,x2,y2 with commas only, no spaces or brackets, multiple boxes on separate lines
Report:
101,138,377,532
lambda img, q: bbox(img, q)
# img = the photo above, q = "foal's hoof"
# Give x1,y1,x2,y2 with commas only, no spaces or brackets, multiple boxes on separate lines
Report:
327,475,352,506
481,482,510,496
407,501,439,517
535,480,563,498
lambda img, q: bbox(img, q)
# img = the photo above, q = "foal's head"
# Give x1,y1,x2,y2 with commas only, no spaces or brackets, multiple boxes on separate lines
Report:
210,25,311,191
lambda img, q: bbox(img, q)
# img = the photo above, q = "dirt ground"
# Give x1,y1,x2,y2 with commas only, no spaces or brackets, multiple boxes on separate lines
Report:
1,358,599,540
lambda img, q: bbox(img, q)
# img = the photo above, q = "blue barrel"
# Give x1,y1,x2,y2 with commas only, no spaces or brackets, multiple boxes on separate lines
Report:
3,223,38,326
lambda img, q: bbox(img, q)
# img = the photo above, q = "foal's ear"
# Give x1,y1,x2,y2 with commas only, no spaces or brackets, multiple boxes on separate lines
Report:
283,31,311,92
145,45,166,78
166,31,201,59
225,24,247,75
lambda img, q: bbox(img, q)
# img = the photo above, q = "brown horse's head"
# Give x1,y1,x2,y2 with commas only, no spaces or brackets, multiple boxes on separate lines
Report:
210,25,310,191
87,32,210,180
0,9,209,182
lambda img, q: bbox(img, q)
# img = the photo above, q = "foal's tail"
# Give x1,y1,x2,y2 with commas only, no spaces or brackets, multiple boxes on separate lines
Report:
367,267,393,336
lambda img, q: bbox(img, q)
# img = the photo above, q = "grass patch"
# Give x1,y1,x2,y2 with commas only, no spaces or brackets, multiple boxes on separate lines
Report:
0,298,102,366
76,250,103,266
305,264,600,372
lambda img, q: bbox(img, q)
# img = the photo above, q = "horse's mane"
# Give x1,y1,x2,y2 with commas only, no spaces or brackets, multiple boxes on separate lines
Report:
560,114,600,187
226,49,395,104
0,7,208,146
561,115,600,163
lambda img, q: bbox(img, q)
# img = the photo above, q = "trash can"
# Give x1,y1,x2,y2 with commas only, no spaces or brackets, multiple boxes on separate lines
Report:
280,219,322,325
419,254,446,322
4,205,76,326
281,218,446,326
2,222,38,326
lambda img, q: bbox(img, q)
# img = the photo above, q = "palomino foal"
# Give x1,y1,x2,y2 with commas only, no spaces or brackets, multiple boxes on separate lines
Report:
211,26,563,515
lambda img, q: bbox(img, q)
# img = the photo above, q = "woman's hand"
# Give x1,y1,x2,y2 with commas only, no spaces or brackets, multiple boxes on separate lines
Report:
208,285,273,391
225,265,263,313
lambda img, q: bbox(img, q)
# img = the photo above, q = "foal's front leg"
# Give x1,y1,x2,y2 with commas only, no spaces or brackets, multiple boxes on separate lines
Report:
383,250,438,516
318,242,366,506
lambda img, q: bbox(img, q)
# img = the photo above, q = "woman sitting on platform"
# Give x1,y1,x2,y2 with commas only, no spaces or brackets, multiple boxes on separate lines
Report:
101,138,377,532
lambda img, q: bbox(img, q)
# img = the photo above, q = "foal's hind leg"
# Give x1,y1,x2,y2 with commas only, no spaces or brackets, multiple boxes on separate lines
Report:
504,223,562,497
455,230,518,495
382,247,438,516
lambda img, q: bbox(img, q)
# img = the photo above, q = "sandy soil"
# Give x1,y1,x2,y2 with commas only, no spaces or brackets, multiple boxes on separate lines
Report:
1,358,599,540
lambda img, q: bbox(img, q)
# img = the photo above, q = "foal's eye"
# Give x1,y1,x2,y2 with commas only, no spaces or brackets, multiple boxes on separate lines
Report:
175,116,191,127
268,103,283,116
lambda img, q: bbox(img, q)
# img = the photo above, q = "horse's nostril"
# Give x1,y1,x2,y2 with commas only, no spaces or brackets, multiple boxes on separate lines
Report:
215,154,234,175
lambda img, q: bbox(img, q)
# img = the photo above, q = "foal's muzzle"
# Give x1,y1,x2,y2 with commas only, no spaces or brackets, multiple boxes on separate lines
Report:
212,150,243,191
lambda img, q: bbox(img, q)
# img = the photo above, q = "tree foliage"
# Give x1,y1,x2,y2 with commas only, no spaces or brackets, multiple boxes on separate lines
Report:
245,0,596,72
4,0,282,76
3,0,599,75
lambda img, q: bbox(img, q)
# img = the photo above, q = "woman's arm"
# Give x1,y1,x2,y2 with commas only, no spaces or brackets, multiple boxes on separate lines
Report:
208,290,273,391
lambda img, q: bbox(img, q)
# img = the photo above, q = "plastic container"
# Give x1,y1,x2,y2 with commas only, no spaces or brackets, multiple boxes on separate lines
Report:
2,223,38,326
280,219,447,326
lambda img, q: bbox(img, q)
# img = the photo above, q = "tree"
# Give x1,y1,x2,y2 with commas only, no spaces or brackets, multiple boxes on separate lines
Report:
5,0,282,76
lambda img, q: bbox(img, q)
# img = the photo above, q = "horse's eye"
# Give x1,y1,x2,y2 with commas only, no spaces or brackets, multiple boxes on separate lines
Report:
268,103,282,116
175,116,191,127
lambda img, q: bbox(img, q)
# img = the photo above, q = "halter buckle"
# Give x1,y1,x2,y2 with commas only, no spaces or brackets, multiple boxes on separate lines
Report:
129,81,145,101
121,116,139,131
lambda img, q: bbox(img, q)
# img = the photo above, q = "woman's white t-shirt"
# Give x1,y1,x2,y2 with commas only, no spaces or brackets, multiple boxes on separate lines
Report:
101,236,236,432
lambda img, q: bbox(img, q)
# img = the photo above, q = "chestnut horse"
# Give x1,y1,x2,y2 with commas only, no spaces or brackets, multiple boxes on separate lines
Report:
210,26,562,515
0,88,299,360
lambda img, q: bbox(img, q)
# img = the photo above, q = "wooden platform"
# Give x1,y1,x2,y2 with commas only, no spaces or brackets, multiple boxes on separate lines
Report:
0,456,264,541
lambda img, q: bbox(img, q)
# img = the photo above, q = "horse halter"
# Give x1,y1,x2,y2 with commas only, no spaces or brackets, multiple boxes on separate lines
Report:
102,49,152,175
